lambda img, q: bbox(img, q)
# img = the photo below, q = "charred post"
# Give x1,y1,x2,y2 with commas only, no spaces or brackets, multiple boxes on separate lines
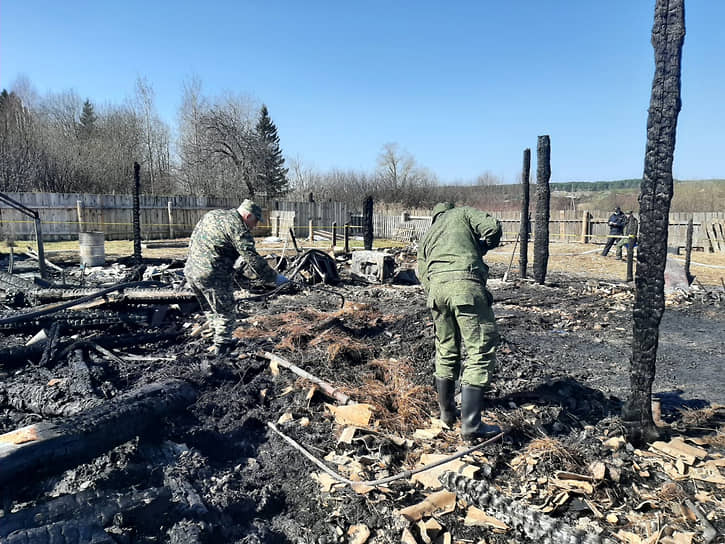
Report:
685,217,694,284
533,135,551,285
519,148,531,279
133,162,142,264
363,196,373,251
623,0,685,445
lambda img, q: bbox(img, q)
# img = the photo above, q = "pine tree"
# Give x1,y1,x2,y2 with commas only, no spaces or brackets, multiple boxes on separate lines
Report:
79,99,97,139
255,104,288,197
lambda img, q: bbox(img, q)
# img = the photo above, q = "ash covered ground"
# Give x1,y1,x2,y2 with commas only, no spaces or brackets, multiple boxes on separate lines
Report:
0,248,723,544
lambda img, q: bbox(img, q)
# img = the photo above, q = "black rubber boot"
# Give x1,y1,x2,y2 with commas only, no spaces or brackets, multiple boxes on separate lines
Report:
461,385,501,441
435,377,457,426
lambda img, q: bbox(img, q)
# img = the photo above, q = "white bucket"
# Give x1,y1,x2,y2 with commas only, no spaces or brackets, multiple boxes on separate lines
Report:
79,231,105,267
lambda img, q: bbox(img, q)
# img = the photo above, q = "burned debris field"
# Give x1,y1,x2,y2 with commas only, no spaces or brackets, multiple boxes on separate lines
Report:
0,247,723,544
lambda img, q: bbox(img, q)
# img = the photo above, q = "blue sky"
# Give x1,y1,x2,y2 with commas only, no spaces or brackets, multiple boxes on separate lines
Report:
1,1,722,184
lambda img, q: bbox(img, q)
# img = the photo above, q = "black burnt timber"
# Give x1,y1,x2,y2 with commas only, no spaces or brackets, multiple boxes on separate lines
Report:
533,135,551,285
133,161,142,265
0,380,196,486
30,287,196,304
0,330,181,370
0,519,115,544
2,380,103,417
0,487,172,540
0,308,153,334
519,148,531,279
363,195,373,251
623,0,685,446
38,321,62,367
0,269,36,293
685,217,694,284
0,281,167,326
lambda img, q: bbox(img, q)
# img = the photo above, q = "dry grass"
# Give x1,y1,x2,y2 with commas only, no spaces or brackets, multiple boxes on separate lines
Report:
486,242,725,286
702,426,725,448
518,437,584,474
348,358,435,434
309,330,369,364
678,404,725,426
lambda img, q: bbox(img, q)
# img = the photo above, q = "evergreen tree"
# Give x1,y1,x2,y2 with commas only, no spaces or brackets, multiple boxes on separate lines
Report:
255,104,288,197
79,99,97,139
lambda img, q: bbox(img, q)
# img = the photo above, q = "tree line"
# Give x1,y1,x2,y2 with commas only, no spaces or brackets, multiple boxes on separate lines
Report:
0,77,288,201
0,76,496,208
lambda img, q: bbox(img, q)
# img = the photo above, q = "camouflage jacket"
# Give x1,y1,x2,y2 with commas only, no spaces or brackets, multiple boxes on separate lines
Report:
184,208,276,283
417,206,502,292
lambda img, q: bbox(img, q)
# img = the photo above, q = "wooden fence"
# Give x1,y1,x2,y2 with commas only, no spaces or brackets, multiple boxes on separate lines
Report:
1,192,723,251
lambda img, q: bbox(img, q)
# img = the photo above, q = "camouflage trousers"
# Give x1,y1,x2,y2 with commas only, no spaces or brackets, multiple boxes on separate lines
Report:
426,278,498,388
187,275,236,346
616,236,637,259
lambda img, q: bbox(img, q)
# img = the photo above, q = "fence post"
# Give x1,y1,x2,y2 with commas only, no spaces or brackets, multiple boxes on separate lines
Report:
559,210,566,242
76,200,84,233
344,223,350,253
685,217,693,283
167,200,174,239
308,219,314,242
581,210,590,243
332,221,337,247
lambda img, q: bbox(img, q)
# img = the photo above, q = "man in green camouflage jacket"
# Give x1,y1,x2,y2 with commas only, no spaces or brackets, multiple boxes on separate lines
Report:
418,202,502,441
185,199,287,353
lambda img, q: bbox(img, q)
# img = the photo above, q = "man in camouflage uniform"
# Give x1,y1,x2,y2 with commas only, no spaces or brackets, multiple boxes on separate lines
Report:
418,202,502,441
185,199,288,353
615,210,638,260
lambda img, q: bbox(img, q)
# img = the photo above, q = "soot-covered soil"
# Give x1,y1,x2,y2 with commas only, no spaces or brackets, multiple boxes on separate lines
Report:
0,251,723,544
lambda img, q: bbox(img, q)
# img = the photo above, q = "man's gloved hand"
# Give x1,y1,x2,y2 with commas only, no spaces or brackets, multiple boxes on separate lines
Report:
274,273,290,286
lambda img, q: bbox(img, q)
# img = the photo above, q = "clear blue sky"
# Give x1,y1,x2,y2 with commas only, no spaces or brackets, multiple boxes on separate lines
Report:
1,1,722,184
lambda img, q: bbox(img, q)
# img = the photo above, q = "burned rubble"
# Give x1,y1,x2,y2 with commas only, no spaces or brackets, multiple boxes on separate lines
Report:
0,247,723,544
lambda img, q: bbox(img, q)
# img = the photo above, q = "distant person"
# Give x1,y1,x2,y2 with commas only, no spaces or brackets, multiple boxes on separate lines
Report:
418,202,502,442
616,210,638,260
601,206,626,257
185,199,288,354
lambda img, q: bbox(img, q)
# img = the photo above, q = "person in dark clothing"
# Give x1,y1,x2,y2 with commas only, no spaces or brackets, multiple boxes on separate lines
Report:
601,207,626,256
616,210,638,260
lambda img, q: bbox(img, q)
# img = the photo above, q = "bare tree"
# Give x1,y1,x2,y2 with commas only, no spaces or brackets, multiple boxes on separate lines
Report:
177,77,213,196
476,171,502,186
135,78,172,194
195,94,262,199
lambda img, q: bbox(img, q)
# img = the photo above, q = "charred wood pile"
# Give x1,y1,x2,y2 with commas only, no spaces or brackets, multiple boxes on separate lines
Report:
0,246,722,543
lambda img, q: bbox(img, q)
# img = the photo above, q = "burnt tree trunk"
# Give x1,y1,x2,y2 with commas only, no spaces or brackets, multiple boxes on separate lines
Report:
623,0,685,446
519,148,531,279
363,195,374,251
533,136,551,285
133,162,142,264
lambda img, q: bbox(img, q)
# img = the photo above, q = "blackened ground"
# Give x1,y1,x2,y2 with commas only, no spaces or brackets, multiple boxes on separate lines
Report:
0,258,723,543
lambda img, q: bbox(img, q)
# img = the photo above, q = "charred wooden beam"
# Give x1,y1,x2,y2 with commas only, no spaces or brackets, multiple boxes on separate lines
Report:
31,287,196,304
1,519,115,543
0,308,154,334
2,380,103,417
623,0,685,446
0,380,196,486
519,148,531,279
0,487,172,540
0,331,181,371
533,135,551,285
